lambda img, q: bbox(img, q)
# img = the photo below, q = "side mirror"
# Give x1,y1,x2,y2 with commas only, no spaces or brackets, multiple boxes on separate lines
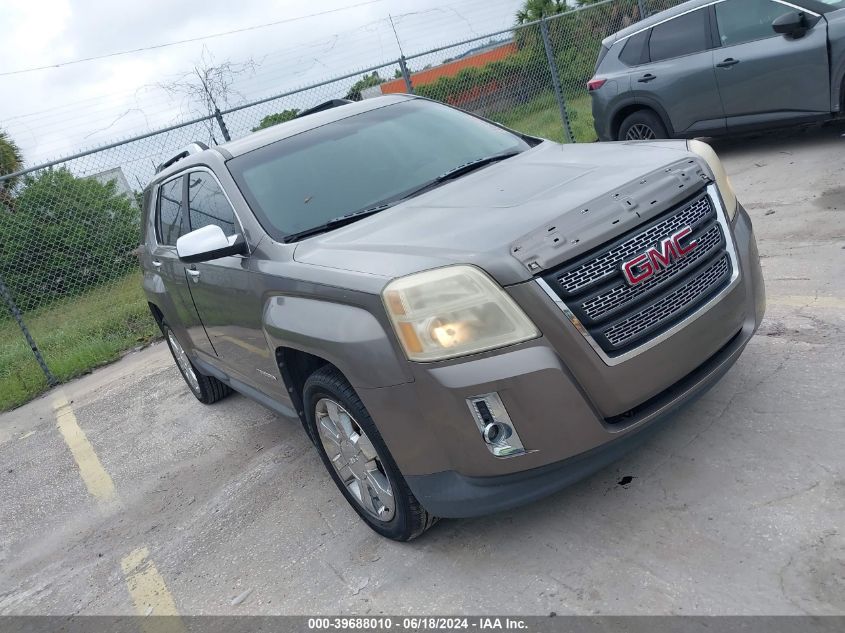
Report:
176,225,247,263
772,11,809,37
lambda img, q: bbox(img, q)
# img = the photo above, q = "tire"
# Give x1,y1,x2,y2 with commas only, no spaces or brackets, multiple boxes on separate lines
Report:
618,109,669,141
161,322,232,404
303,365,437,541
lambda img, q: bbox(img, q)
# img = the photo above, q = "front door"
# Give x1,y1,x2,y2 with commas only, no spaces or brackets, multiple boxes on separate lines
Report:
180,169,279,391
712,0,830,128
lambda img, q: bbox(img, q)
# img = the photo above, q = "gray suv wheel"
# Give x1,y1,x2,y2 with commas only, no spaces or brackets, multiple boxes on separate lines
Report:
619,110,668,141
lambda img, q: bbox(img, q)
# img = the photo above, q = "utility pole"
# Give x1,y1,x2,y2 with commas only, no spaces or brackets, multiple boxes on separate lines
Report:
195,66,231,142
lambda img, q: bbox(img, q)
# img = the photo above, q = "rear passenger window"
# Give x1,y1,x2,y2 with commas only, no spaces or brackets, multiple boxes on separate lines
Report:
619,30,650,66
186,172,237,237
157,178,184,246
649,9,711,62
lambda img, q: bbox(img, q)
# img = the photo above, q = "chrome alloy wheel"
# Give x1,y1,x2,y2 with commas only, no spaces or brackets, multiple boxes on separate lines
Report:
625,123,657,140
167,329,200,394
315,398,395,521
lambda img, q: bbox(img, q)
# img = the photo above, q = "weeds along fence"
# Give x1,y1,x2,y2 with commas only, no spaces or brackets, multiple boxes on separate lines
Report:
0,0,683,409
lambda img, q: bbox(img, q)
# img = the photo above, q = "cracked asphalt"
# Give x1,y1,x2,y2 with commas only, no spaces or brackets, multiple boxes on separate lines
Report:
1,124,843,615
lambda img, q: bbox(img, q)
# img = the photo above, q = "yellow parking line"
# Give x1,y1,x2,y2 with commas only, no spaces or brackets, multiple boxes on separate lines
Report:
54,395,182,620
121,547,185,629
54,394,116,504
769,295,845,309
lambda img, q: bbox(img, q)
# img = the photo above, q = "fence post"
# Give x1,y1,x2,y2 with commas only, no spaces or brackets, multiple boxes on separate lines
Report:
539,17,574,144
399,56,414,94
0,275,57,386
637,0,648,19
214,108,231,142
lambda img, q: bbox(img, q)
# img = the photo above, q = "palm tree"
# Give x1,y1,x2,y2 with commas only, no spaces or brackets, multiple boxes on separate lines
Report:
515,0,567,24
0,129,23,210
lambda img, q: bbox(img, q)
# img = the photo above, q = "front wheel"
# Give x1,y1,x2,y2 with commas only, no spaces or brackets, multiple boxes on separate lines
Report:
162,322,231,404
303,366,437,541
618,110,668,141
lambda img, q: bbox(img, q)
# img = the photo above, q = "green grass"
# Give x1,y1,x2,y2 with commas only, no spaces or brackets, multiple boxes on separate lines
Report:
493,92,597,144
0,274,159,411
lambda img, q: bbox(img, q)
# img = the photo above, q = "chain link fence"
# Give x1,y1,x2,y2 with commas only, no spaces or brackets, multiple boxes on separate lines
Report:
0,0,684,409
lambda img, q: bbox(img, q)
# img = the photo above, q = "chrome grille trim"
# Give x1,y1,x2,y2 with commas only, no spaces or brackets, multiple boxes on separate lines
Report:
554,194,712,296
604,256,730,347
536,184,741,367
579,223,723,322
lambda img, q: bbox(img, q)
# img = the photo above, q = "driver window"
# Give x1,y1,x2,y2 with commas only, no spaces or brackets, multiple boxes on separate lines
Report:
187,172,237,237
715,0,789,46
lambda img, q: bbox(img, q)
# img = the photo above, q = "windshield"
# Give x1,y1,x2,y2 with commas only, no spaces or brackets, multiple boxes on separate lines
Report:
227,99,531,241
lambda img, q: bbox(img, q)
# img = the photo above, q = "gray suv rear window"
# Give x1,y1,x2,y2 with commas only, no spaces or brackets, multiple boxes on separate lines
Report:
619,30,650,66
649,8,710,62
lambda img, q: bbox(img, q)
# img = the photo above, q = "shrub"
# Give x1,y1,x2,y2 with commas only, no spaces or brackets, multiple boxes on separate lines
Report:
0,168,141,313
252,108,300,132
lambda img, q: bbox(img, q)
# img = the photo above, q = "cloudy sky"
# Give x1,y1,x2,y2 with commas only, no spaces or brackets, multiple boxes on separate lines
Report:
1,0,524,168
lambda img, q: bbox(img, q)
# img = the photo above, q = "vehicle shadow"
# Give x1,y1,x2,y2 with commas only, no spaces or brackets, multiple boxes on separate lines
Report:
701,119,845,158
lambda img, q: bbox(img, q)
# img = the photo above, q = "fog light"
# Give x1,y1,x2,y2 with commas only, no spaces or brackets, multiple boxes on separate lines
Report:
466,393,526,458
483,422,510,444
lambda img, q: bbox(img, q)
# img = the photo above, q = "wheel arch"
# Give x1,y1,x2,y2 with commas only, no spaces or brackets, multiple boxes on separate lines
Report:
275,347,332,441
610,100,674,140
148,302,165,330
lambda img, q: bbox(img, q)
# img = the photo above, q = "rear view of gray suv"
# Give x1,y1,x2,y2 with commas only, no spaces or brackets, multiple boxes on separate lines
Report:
591,0,845,141
141,95,765,541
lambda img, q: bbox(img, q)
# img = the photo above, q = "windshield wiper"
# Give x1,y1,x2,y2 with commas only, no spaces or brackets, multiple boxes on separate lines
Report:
435,150,521,183
283,203,392,243
396,150,522,202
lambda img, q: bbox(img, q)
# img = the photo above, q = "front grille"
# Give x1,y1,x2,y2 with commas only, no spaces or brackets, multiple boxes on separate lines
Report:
580,223,723,323
555,195,712,296
541,190,734,356
603,256,730,347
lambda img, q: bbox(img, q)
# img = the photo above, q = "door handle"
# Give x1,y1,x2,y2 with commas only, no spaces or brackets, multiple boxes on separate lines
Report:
638,73,657,83
152,260,162,268
187,268,201,282
717,58,740,68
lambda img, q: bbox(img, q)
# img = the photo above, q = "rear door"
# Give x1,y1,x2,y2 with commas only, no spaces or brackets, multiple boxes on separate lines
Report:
633,7,726,136
712,0,830,128
180,169,278,390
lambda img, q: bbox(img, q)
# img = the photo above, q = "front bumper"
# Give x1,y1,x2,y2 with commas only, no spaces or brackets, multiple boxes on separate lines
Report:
405,323,746,518
357,204,765,518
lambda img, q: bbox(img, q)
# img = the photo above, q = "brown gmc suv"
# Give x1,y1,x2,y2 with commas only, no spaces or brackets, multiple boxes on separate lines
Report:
141,96,766,540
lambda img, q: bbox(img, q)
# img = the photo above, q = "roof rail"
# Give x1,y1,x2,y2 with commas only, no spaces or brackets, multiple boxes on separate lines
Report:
155,142,209,174
297,99,353,119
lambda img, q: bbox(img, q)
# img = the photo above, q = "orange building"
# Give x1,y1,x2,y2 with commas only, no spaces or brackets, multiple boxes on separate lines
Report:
378,41,518,95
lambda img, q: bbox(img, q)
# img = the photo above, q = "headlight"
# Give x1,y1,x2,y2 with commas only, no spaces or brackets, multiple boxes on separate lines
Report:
383,265,540,362
688,139,737,220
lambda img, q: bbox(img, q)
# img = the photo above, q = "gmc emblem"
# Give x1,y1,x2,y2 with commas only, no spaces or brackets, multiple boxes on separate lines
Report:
622,226,698,286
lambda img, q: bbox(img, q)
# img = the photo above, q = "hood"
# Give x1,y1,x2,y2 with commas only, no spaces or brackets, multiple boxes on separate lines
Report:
293,140,709,286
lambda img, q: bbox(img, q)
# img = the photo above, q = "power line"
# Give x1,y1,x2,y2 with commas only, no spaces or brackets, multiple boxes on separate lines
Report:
0,0,385,78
